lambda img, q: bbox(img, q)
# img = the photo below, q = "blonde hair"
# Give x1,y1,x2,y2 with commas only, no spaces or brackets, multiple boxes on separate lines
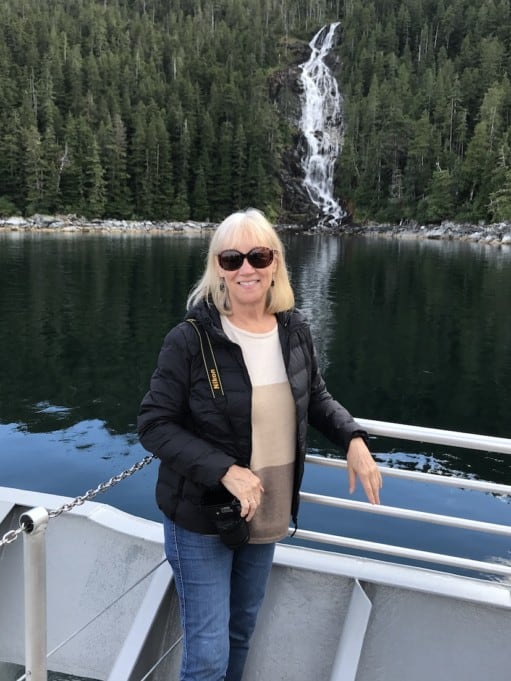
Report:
187,209,295,314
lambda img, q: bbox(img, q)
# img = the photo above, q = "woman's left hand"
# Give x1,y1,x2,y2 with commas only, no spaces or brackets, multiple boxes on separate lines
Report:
346,437,382,504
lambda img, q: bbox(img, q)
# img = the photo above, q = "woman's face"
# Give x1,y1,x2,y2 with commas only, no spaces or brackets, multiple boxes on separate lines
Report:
217,233,277,314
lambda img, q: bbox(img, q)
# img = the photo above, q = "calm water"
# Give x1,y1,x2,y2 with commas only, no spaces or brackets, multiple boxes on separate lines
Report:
1,231,510,571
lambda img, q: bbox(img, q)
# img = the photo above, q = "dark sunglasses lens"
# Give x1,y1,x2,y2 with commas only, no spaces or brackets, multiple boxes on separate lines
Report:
218,250,244,270
247,248,273,268
218,247,274,271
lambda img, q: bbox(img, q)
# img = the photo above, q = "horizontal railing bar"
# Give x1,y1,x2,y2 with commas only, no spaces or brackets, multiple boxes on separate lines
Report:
290,528,511,577
299,492,511,536
370,465,511,494
306,454,511,495
355,418,511,455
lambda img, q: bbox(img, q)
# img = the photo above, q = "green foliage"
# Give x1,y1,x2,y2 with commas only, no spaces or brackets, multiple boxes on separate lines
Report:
338,0,511,224
0,0,511,224
0,196,19,216
0,0,298,220
424,167,455,222
489,166,511,221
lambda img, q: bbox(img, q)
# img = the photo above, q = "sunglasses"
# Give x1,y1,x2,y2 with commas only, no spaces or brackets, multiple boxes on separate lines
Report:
217,247,275,271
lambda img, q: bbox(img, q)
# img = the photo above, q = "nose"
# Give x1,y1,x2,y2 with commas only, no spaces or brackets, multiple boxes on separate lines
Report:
238,255,256,273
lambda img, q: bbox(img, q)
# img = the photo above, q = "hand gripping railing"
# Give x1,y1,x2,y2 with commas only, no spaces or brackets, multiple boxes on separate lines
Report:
4,421,511,680
292,419,511,579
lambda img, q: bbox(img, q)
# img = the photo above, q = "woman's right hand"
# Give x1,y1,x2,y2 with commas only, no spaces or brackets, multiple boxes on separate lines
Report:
220,464,264,521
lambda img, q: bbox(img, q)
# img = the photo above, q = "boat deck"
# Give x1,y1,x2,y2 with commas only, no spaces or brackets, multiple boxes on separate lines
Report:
1,419,510,681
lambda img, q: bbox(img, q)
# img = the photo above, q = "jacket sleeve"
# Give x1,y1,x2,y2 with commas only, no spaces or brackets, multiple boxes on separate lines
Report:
137,323,237,488
306,327,368,452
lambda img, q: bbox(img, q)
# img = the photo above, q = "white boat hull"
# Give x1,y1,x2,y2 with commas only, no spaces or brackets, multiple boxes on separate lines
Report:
2,485,511,681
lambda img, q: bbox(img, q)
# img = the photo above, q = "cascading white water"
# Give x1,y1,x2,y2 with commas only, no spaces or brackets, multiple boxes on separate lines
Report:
299,23,346,225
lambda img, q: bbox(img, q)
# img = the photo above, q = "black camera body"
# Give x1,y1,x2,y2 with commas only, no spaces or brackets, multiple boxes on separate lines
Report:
213,500,249,549
203,490,250,550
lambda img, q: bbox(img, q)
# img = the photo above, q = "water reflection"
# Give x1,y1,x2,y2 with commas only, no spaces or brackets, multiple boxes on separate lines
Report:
322,236,511,441
289,235,341,369
0,232,510,542
0,233,205,433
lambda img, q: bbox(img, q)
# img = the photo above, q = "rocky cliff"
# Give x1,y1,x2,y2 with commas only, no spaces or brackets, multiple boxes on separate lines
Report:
270,39,316,226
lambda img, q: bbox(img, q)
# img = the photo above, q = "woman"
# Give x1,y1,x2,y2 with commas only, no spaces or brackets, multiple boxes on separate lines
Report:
137,208,382,681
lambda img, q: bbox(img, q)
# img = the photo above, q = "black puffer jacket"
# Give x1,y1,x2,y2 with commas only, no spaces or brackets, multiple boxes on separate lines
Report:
137,300,366,534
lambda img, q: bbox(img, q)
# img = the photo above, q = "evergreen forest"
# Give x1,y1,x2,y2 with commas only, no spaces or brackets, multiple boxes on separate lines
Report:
1,0,511,225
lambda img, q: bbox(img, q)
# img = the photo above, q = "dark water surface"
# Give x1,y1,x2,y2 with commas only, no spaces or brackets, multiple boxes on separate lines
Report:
1,232,510,570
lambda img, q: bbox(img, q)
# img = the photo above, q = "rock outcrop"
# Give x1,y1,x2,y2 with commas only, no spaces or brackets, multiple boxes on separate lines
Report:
0,214,214,234
269,39,316,225
2,215,511,248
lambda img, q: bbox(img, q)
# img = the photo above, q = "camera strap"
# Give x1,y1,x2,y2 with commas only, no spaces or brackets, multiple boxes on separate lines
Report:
186,319,224,399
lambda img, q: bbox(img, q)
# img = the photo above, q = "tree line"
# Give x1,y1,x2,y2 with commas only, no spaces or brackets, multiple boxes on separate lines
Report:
1,0,511,224
338,0,511,223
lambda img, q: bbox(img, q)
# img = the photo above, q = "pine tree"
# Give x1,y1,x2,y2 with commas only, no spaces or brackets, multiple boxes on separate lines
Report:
172,179,191,221
83,137,106,217
98,114,133,219
232,122,247,208
23,124,44,214
213,121,234,217
191,164,209,220
461,83,507,220
425,166,455,222
40,124,61,213
0,112,24,211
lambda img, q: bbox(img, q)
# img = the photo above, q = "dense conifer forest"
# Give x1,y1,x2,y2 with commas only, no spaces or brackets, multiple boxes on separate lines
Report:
1,0,511,224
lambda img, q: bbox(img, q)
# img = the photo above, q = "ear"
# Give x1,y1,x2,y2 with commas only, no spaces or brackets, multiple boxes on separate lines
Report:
271,251,279,274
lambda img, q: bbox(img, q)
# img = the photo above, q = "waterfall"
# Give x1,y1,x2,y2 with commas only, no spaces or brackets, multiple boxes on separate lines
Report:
299,23,346,226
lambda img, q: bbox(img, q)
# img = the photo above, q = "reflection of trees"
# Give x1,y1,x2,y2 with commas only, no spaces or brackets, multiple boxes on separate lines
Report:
290,236,341,371
1,230,511,476
330,237,511,442
0,234,207,433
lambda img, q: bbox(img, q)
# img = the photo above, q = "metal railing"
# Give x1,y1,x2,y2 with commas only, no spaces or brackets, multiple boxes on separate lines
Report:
3,419,511,681
356,418,511,454
291,419,511,579
1,454,157,681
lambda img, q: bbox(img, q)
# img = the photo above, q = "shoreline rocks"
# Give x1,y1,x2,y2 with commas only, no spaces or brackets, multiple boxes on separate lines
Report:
336,220,511,246
1,214,511,247
306,219,511,247
0,214,216,234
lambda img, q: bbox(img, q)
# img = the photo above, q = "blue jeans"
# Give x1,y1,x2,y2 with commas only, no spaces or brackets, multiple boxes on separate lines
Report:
163,515,275,681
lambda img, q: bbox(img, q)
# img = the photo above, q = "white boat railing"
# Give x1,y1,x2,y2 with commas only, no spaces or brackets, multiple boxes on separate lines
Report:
290,419,511,579
20,508,49,681
357,418,511,454
4,419,511,681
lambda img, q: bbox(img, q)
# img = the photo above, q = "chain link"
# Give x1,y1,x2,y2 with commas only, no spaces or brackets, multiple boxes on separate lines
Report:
0,454,155,547
0,526,26,547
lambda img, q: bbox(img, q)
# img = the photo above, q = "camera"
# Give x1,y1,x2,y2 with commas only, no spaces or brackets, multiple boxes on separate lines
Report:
213,500,249,550
203,489,250,550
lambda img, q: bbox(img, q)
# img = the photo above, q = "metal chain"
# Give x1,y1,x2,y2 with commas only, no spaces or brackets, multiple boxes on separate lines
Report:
0,526,25,547
48,454,155,518
0,454,155,547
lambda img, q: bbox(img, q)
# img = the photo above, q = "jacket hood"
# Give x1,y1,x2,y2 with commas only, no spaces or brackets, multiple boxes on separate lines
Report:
185,299,221,327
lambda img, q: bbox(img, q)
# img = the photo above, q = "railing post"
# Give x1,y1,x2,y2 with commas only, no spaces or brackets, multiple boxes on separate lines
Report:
20,507,49,681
